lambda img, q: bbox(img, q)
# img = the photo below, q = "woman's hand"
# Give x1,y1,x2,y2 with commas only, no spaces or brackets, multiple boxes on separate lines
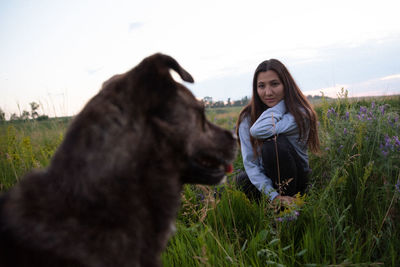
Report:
273,195,295,206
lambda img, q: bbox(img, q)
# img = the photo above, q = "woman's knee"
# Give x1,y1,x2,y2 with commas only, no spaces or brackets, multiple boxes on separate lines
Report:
261,135,294,162
235,171,262,201
235,171,250,186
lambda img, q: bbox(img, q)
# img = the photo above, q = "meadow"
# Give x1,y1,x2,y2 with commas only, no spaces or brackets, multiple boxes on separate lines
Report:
0,94,399,266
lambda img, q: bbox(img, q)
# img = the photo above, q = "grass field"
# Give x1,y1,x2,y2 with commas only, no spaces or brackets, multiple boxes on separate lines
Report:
0,94,399,266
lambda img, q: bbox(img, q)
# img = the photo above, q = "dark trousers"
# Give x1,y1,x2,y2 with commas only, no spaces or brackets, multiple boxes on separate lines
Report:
236,135,309,201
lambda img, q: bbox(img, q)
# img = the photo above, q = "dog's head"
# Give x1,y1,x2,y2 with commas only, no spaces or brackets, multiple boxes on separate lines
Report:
102,53,237,185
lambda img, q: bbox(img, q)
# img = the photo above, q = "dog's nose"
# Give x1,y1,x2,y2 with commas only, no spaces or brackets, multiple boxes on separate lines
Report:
224,129,237,141
231,133,238,140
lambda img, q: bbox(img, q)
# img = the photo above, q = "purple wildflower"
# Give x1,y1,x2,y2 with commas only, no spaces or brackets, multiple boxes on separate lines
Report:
276,215,296,222
368,111,374,118
385,135,391,147
357,106,377,121
327,108,337,118
288,211,300,221
371,102,375,109
388,115,399,127
396,179,400,194
360,106,368,114
379,105,385,115
197,193,205,201
393,136,400,148
380,143,386,151
275,210,300,222
379,135,399,155
345,111,350,120
343,128,347,135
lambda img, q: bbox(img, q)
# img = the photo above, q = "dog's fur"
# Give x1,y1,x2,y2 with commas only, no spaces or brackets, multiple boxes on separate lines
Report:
0,54,237,267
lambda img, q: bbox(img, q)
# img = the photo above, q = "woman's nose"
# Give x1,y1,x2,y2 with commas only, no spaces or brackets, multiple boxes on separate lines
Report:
265,86,273,95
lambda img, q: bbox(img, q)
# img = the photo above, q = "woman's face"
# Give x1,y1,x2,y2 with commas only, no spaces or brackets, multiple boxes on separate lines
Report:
256,70,285,108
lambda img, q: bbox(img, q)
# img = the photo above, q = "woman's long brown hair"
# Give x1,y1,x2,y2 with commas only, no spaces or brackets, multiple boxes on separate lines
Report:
236,59,320,156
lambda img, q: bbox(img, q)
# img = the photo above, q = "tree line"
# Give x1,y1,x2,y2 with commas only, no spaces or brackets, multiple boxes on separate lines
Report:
0,95,328,121
201,96,250,108
0,102,49,122
201,95,327,108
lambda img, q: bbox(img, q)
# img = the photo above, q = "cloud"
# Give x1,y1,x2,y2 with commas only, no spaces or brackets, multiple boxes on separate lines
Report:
304,74,400,98
348,75,400,97
86,66,103,75
303,85,349,98
381,74,400,81
129,22,143,31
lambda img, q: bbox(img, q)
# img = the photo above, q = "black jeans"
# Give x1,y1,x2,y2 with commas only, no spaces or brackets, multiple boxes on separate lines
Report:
236,135,309,201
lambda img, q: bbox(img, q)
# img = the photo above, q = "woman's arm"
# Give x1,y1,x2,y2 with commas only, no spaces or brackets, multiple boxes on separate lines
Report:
239,117,279,201
249,100,298,139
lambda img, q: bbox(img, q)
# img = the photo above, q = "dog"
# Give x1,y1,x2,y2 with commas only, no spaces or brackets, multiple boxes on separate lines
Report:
0,53,237,267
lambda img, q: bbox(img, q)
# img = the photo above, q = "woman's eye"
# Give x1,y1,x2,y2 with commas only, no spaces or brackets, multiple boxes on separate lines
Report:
271,82,279,87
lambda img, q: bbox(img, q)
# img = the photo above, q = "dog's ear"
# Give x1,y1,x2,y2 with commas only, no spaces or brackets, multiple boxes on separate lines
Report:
111,53,195,113
155,53,194,83
142,53,194,84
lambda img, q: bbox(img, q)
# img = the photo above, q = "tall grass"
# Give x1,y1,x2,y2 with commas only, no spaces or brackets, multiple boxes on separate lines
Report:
205,106,242,131
163,94,400,266
0,118,69,190
0,95,399,266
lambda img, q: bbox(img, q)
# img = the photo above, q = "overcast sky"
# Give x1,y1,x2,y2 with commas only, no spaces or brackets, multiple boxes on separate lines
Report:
1,0,400,118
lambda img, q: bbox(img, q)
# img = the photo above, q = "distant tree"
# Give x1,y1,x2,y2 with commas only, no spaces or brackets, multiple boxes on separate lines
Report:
227,98,231,107
20,110,30,120
241,96,249,106
203,96,213,102
30,102,40,119
10,113,19,121
212,101,225,108
37,115,49,121
202,96,213,107
233,100,242,106
0,108,5,121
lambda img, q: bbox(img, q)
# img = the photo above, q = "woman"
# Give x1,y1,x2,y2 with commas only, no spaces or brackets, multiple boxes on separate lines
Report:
235,59,319,206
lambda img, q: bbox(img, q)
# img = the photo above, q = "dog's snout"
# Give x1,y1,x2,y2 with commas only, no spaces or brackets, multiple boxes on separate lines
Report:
221,129,237,146
223,129,237,142
231,132,238,140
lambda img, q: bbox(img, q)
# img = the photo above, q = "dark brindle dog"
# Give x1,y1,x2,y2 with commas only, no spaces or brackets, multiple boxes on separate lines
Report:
0,54,237,267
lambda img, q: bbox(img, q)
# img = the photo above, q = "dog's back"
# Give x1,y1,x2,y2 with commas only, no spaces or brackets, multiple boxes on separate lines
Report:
0,172,88,267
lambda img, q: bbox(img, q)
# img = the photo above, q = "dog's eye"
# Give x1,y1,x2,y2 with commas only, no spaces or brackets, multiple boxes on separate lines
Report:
200,111,207,130
198,107,207,131
195,101,207,131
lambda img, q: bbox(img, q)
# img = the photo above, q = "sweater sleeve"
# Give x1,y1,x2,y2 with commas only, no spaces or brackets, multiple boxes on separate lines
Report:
239,116,279,201
250,100,298,139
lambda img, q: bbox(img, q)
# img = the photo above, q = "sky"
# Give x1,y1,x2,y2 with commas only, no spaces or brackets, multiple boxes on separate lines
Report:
1,0,400,118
